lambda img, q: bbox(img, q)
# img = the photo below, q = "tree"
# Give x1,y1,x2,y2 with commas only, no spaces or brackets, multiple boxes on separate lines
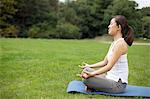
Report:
139,7,150,39
140,7,150,16
140,7,150,38
14,0,58,37
0,0,18,37
141,16,150,38
103,0,142,37
67,0,113,38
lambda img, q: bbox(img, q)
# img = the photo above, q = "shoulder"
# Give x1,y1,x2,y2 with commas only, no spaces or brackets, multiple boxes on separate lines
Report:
113,39,128,54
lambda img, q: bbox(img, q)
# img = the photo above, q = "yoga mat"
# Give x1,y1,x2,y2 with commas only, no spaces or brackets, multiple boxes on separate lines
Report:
67,80,150,97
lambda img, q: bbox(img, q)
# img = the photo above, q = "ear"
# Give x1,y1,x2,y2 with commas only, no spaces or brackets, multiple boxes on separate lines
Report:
118,25,122,31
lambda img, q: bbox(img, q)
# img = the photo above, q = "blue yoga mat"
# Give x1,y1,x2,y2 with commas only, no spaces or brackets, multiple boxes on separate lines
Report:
67,80,150,97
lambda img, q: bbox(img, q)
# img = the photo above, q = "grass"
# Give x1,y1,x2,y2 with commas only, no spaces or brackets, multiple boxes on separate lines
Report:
134,38,150,43
0,38,150,99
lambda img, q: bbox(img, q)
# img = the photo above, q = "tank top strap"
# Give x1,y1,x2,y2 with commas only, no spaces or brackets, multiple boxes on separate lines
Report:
111,38,124,49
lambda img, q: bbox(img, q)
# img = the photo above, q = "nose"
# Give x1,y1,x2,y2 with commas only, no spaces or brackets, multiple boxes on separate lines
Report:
108,25,110,28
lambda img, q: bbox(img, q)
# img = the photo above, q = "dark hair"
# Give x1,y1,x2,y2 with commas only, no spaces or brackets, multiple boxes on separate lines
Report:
113,15,134,46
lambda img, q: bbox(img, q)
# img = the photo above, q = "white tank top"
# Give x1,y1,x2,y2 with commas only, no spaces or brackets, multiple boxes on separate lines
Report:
106,38,128,83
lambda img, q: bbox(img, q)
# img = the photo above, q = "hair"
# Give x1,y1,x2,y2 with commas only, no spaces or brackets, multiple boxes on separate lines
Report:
113,15,134,46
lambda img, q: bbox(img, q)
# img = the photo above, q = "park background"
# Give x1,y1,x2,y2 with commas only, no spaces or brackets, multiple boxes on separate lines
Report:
0,0,150,39
0,0,150,98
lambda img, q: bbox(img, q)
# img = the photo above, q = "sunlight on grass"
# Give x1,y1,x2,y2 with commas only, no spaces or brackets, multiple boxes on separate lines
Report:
0,38,149,98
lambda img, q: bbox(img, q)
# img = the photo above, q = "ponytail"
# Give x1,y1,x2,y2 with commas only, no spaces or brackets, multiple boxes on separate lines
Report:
124,25,134,46
113,15,134,46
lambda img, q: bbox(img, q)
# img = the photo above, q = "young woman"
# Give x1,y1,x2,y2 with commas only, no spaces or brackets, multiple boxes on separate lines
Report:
79,15,134,93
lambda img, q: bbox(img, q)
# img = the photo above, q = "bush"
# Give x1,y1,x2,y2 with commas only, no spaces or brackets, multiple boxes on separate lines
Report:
28,22,58,39
46,26,57,38
0,25,19,37
141,16,150,38
27,22,81,39
56,22,81,39
27,25,40,38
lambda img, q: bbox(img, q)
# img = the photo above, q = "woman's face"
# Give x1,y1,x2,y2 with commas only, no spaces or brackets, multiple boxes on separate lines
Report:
108,18,119,36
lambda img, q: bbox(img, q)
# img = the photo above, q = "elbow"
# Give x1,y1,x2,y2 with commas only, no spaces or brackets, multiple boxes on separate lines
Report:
103,60,108,66
108,68,112,71
106,65,113,71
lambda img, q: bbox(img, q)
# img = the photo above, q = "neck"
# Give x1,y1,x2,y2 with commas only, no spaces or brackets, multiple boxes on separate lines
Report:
113,32,122,41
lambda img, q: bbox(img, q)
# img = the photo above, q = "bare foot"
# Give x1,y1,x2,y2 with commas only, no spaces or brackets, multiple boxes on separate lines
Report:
86,88,95,92
76,73,89,78
82,73,89,78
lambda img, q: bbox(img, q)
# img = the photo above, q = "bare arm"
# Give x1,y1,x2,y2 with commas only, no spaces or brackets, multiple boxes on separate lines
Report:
84,40,128,77
79,56,108,69
88,56,108,68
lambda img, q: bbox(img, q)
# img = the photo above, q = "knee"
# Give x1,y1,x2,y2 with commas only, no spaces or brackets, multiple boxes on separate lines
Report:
83,78,92,86
83,78,91,86
83,78,88,85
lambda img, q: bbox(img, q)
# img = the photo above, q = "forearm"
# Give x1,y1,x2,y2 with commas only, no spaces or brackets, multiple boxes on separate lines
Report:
83,64,112,78
91,64,112,75
89,60,107,68
91,49,123,75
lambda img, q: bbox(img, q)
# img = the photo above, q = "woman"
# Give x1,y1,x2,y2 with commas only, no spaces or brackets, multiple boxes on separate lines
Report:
79,15,134,93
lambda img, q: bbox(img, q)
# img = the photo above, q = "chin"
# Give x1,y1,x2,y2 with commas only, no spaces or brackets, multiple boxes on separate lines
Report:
108,32,112,35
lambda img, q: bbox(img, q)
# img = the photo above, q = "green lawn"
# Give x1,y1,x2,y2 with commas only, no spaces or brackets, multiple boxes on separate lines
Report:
0,38,150,99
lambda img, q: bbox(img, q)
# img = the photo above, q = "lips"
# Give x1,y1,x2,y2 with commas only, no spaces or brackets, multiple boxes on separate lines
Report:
108,29,111,34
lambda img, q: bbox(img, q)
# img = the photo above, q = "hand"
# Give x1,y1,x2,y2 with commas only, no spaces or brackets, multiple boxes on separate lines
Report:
76,73,89,79
83,71,95,78
77,71,95,79
78,62,90,69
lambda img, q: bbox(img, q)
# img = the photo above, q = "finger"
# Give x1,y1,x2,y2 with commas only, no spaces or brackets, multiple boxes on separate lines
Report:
76,74,82,77
79,66,85,69
82,62,87,65
83,71,91,74
84,71,92,76
78,65,81,67
78,65,84,68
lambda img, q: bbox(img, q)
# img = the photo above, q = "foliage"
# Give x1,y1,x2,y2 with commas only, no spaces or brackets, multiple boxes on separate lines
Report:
140,7,150,16
0,25,19,37
68,0,113,38
0,0,149,39
140,7,150,38
56,22,81,39
0,0,18,37
28,25,40,38
141,16,150,38
103,0,142,37
14,0,58,37
27,22,58,38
